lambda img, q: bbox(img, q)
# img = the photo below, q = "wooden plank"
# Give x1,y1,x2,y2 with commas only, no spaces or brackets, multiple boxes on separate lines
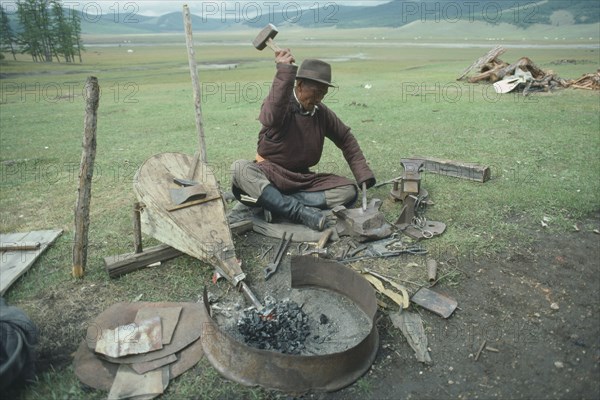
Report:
229,220,253,236
413,156,491,183
104,244,183,279
1,229,63,295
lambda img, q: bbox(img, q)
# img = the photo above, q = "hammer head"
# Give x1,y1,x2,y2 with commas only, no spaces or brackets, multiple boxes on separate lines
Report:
253,24,278,50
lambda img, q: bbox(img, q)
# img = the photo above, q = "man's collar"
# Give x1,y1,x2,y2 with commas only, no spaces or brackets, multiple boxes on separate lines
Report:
293,87,318,117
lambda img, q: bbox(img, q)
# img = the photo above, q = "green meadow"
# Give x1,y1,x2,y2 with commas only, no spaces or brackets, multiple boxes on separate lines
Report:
0,27,599,398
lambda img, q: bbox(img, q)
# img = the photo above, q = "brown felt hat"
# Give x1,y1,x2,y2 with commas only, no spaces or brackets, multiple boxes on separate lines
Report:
296,59,336,87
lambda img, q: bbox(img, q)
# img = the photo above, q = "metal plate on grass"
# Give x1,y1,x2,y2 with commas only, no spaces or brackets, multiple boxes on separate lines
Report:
74,331,204,391
86,302,202,364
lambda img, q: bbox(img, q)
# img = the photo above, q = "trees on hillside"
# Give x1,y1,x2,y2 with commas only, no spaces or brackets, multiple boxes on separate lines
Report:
0,6,17,60
0,0,84,62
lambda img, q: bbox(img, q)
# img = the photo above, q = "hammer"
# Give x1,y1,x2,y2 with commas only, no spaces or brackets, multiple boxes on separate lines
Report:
253,23,283,53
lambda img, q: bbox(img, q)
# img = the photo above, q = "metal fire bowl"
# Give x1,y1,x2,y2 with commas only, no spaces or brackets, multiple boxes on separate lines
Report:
199,256,379,393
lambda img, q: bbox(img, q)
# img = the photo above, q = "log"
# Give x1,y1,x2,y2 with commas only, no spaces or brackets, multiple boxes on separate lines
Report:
413,156,491,183
468,65,506,83
104,244,183,278
458,45,506,81
230,220,253,235
72,77,99,278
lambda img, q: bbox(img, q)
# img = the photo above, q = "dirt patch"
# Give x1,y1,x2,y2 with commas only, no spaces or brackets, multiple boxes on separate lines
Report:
316,212,600,399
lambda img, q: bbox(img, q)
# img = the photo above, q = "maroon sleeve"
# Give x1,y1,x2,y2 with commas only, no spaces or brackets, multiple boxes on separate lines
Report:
258,63,297,129
323,106,376,187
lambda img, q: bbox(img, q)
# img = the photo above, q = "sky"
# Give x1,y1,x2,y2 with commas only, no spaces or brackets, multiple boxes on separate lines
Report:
0,1,391,17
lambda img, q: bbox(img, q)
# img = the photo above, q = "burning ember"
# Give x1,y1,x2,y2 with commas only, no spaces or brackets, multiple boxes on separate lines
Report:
237,300,311,355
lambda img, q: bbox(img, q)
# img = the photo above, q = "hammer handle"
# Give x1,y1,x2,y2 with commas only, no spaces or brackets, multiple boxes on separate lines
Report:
265,38,281,53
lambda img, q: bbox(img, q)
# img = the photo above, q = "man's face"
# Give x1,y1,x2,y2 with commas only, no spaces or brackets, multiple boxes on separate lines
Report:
296,80,329,112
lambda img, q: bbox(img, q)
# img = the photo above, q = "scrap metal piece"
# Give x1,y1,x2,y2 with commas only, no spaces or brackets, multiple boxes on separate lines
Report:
402,219,446,240
135,306,183,345
74,302,205,391
333,199,393,242
427,259,438,282
95,316,163,358
411,287,458,318
86,302,203,364
132,354,178,375
107,364,168,400
199,256,379,393
390,311,433,365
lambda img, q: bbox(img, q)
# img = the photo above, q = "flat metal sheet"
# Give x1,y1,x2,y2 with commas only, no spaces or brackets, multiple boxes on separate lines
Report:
86,302,202,364
132,354,177,375
95,316,163,358
411,287,458,318
134,306,182,345
74,303,204,391
107,364,167,400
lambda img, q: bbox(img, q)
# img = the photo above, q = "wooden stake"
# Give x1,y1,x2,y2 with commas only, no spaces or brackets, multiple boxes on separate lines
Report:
72,76,99,278
133,202,143,254
183,5,207,164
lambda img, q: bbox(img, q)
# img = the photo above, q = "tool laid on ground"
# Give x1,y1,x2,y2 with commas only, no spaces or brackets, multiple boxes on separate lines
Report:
264,232,293,280
0,242,41,251
298,242,328,257
338,236,427,263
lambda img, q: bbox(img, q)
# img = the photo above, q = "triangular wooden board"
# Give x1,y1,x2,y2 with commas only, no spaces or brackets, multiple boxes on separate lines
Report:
133,153,243,281
0,229,63,295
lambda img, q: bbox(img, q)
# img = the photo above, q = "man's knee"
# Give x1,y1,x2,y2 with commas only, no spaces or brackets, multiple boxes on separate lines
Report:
325,185,358,208
230,159,252,186
230,159,270,198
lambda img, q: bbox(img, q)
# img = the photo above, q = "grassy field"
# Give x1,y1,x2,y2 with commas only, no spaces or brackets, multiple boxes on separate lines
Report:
1,28,599,398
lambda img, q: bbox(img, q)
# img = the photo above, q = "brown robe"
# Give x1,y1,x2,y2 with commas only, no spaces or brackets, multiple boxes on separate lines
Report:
256,63,375,193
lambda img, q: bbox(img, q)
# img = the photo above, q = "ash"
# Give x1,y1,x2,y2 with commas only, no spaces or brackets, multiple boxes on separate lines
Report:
237,300,310,355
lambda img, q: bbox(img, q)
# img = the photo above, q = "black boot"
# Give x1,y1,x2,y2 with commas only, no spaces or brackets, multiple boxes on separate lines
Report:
257,185,326,231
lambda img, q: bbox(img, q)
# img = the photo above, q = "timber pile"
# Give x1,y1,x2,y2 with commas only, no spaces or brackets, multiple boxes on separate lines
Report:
458,45,598,94
568,70,600,90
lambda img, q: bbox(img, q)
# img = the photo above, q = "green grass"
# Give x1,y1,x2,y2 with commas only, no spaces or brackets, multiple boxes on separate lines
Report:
1,28,599,398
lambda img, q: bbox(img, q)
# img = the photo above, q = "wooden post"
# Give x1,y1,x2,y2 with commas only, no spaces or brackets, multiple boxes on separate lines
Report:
183,4,207,164
72,76,99,278
133,202,143,254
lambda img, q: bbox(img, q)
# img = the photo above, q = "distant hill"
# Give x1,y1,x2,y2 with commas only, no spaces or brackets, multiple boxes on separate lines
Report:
3,0,599,34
